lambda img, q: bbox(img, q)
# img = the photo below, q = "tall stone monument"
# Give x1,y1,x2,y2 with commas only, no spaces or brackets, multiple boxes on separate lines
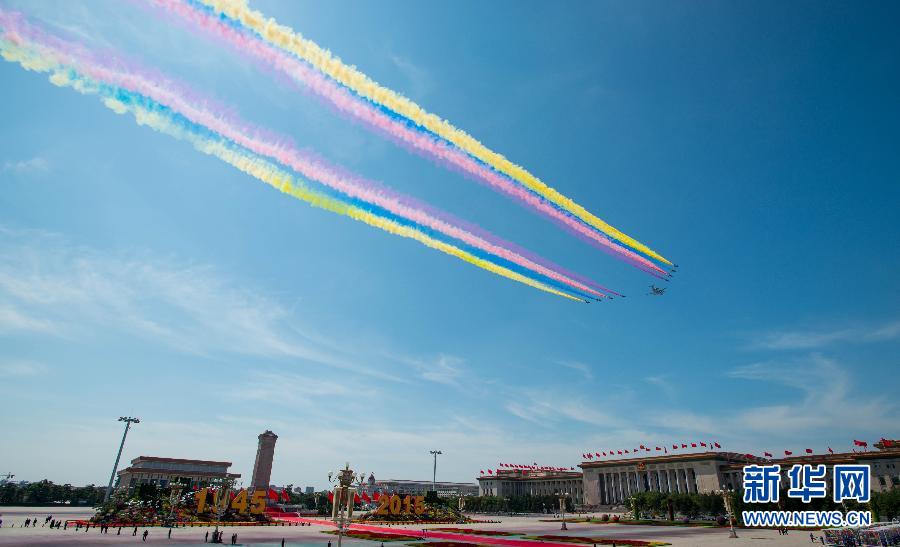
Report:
250,430,278,490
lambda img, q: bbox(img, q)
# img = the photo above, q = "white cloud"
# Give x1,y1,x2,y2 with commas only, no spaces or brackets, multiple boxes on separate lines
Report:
0,360,47,377
0,227,403,380
389,54,433,99
558,360,593,381
0,304,56,333
3,156,50,174
749,320,900,350
727,354,895,434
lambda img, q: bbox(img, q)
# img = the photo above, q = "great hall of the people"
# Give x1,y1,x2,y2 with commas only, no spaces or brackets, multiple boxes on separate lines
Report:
478,442,900,508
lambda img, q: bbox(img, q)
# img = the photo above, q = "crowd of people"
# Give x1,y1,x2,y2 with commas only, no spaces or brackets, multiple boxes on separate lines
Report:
0,513,250,543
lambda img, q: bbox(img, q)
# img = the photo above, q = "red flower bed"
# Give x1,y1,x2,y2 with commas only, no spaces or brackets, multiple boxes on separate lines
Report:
524,535,669,546
431,528,521,536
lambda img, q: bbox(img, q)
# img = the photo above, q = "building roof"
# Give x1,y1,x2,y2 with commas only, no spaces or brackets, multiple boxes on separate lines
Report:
376,479,478,487
579,451,762,468
130,456,233,466
118,466,240,478
724,447,900,470
477,470,582,482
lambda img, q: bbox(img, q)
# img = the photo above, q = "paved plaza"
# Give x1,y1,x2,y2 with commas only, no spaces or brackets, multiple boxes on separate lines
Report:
0,507,825,546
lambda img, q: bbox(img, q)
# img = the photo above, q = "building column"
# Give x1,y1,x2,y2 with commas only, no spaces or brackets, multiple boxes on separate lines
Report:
604,473,611,505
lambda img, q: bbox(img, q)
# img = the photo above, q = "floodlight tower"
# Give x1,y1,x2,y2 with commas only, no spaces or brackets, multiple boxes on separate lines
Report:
104,416,140,502
429,450,442,493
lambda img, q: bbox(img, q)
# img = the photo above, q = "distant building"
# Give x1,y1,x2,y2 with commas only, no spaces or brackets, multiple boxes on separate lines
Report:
369,475,478,498
478,470,583,505
250,430,278,490
581,447,900,507
476,444,900,508
116,456,240,490
305,486,315,494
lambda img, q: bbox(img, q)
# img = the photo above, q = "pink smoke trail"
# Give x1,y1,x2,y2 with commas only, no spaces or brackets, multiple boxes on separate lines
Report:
2,10,614,299
147,0,668,278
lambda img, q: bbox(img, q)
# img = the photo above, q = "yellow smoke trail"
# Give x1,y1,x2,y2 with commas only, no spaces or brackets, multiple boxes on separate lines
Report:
1,39,583,302
197,0,672,266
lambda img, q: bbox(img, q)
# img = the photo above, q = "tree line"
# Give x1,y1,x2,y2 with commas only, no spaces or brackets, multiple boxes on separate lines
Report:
0,480,106,506
459,494,574,513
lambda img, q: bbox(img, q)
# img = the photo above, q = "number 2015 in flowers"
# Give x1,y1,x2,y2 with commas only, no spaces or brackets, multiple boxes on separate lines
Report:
374,494,426,516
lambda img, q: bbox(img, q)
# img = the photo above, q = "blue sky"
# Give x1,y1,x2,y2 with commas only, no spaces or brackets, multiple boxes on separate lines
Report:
1,0,898,488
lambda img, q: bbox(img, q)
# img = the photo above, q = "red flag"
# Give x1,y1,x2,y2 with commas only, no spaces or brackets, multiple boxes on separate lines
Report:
586,454,593,460
570,467,575,470
281,489,291,502
700,442,707,447
655,447,661,451
602,452,607,457
640,444,646,449
479,469,484,475
853,439,868,448
672,444,678,450
354,493,361,504
327,491,334,503
230,491,237,501
595,452,601,457
487,469,493,474
828,447,834,454
267,488,278,501
362,492,371,503
373,492,381,501
745,453,754,459
805,448,813,454
624,449,629,454
784,450,793,456
882,439,894,448
682,444,687,448
714,442,721,448
617,450,623,455
691,443,697,448
764,452,773,457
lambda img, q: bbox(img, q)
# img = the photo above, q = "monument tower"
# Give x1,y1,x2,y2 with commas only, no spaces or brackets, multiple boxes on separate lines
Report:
250,430,278,490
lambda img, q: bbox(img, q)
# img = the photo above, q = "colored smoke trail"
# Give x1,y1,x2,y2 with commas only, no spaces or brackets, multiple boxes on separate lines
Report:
0,11,609,300
151,0,669,278
188,0,673,267
0,14,592,302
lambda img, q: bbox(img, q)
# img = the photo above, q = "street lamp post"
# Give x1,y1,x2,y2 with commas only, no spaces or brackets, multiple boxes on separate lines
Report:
559,493,569,530
104,417,140,503
718,486,738,539
329,463,364,547
213,478,235,542
429,450,442,494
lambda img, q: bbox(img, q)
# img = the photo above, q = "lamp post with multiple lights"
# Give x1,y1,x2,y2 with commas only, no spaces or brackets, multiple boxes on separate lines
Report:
104,416,140,503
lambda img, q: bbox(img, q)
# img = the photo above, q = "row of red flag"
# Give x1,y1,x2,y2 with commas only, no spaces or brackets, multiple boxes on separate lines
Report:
496,463,575,471
744,439,895,459
583,442,722,459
